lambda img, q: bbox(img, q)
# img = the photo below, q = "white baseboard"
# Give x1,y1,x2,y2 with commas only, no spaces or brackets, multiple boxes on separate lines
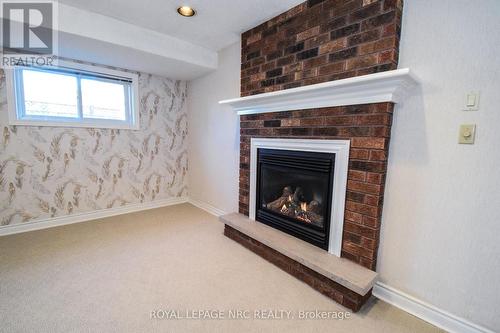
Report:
373,282,494,333
0,196,226,237
188,198,227,217
0,197,188,236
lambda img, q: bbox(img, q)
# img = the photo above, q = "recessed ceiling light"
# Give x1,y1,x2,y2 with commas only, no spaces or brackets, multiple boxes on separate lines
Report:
177,6,196,17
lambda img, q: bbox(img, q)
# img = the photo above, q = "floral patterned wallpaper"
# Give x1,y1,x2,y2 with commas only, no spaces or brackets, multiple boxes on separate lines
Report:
0,67,188,227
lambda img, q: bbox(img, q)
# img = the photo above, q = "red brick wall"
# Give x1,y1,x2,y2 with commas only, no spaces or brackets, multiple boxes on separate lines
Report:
239,103,393,270
238,0,403,271
241,0,403,96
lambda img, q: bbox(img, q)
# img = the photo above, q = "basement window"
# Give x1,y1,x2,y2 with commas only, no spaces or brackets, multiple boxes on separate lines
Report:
5,61,139,130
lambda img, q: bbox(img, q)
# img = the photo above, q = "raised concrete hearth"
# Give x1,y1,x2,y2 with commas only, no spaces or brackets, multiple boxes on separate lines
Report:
220,213,377,311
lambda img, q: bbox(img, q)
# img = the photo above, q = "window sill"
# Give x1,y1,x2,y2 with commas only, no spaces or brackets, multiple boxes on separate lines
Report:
8,118,140,130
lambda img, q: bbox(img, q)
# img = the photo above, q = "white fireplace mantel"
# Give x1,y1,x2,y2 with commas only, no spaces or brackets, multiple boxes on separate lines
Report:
219,68,418,115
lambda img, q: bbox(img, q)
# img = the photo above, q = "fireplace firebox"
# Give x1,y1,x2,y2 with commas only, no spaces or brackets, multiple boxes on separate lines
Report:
256,148,335,250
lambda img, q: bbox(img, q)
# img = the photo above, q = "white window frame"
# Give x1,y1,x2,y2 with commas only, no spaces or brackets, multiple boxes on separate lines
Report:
5,60,140,130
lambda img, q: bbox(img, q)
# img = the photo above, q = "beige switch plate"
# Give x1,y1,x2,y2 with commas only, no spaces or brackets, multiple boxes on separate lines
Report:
459,124,476,144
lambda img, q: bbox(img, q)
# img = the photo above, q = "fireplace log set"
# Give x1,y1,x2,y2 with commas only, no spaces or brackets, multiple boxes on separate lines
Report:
265,186,324,226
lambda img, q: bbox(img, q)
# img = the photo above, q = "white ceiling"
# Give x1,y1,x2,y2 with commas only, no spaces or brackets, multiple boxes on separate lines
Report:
57,0,305,51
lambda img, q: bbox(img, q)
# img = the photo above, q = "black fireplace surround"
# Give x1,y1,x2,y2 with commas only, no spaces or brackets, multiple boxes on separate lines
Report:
256,148,335,250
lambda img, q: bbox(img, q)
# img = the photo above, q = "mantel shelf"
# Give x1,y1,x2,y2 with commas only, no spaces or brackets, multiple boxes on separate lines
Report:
219,68,418,115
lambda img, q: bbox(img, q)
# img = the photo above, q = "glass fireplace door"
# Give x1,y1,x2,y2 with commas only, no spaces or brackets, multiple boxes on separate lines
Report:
256,148,335,249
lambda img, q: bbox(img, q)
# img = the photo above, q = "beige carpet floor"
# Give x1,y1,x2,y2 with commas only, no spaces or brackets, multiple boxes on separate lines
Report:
0,203,443,332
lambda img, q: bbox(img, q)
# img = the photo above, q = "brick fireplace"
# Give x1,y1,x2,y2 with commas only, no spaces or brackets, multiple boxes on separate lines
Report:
221,0,409,312
238,0,402,271
239,103,393,270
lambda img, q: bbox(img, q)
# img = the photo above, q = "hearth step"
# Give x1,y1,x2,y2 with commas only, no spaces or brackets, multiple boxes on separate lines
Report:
220,213,378,312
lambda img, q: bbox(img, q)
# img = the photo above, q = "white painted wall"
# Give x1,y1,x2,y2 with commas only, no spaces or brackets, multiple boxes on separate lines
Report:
187,43,241,214
186,1,500,330
378,0,500,331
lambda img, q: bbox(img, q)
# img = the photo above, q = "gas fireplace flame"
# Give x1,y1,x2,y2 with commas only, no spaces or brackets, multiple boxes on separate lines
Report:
265,185,324,227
